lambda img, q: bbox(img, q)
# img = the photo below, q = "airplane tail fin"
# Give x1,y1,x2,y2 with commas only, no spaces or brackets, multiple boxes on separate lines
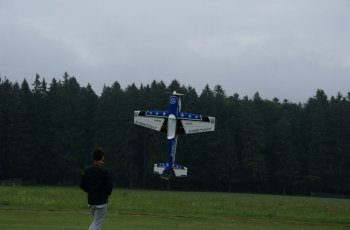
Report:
154,163,188,180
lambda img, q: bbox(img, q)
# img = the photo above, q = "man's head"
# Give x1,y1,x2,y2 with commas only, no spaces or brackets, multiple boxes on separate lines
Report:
92,148,105,162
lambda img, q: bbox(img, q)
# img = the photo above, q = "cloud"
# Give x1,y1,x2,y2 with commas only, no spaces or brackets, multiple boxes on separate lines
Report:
0,0,349,102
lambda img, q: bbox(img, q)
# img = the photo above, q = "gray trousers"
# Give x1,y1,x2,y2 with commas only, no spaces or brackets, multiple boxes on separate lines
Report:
88,203,108,230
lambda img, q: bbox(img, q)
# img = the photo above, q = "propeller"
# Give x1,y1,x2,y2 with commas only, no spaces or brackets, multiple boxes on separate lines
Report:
165,91,184,96
172,91,184,96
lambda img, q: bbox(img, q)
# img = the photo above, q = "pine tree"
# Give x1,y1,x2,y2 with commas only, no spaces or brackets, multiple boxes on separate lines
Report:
272,110,298,194
6,80,34,181
239,95,268,192
303,90,330,192
0,78,16,179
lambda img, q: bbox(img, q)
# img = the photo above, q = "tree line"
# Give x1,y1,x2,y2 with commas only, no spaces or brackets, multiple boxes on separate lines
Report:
0,73,349,195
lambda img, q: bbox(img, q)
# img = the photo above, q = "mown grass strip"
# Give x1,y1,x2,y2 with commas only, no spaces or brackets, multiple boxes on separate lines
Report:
0,208,349,230
1,186,349,226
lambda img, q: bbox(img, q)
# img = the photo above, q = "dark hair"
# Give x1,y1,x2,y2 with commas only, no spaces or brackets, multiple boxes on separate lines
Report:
92,148,105,161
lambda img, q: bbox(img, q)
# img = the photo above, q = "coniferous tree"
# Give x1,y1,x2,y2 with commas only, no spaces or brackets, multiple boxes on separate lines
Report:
0,78,16,180
271,110,298,194
327,93,350,193
218,94,241,192
239,93,268,192
304,90,330,192
46,73,86,183
30,74,51,183
6,80,34,181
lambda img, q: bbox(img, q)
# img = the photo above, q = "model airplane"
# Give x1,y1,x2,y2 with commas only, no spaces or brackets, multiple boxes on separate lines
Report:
134,91,215,180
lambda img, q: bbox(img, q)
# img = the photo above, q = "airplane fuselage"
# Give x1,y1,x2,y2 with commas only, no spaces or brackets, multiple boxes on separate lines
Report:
164,95,180,176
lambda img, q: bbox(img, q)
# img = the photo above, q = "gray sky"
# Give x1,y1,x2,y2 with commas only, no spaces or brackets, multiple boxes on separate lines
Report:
0,0,349,102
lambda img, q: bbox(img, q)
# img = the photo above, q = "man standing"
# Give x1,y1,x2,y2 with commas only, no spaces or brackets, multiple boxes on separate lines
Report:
80,148,113,230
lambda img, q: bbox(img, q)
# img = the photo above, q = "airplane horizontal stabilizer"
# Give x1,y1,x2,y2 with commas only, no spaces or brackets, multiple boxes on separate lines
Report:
154,163,188,179
153,163,167,175
173,164,188,177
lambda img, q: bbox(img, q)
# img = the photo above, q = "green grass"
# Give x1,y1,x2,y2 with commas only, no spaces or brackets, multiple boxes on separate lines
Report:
0,186,349,229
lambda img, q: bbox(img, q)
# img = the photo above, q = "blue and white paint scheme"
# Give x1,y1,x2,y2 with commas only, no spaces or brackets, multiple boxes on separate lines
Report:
134,91,215,180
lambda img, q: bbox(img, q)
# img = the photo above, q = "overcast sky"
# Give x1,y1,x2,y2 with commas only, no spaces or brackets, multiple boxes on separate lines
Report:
0,0,349,102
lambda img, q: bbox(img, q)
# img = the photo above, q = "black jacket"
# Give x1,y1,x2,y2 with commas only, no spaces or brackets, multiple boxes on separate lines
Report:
80,162,113,205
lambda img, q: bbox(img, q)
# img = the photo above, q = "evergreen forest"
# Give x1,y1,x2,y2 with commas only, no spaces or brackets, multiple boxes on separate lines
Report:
1,73,349,195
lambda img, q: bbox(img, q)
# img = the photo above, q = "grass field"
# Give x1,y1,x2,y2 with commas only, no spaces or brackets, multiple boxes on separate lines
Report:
0,186,349,229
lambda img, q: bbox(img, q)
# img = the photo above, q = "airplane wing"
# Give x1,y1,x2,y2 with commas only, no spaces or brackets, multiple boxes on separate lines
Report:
134,110,168,132
134,110,215,134
178,112,215,134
